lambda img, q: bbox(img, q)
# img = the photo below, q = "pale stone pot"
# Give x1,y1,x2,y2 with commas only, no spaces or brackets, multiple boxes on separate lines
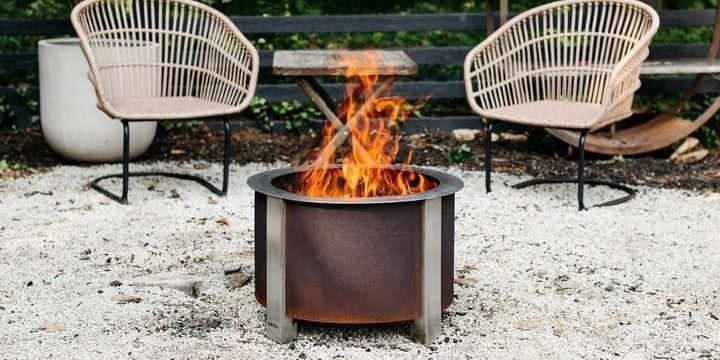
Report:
38,38,156,162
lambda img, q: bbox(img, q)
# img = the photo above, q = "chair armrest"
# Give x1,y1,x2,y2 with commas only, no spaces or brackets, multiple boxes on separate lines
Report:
600,10,660,116
464,39,498,115
464,24,531,115
199,11,260,112
600,46,650,113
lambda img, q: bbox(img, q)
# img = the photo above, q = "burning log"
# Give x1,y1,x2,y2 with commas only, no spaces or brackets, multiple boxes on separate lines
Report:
322,77,395,154
303,53,431,198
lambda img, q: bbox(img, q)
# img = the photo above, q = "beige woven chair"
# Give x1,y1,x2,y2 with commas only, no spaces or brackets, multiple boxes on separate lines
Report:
71,0,259,204
464,0,659,210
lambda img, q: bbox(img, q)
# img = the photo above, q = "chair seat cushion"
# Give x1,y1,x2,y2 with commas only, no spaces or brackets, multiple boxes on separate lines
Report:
106,96,235,120
483,100,602,130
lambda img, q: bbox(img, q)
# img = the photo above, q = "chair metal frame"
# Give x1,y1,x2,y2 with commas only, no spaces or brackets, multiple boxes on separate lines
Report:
466,0,658,210
89,119,231,204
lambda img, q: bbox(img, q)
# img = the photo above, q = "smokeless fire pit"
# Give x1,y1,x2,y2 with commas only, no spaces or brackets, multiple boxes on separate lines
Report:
248,165,463,344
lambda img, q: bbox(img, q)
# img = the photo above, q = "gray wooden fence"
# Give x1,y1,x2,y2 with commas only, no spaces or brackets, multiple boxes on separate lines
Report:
0,9,717,130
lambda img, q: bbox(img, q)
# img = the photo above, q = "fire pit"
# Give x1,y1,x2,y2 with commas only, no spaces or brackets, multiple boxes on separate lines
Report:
248,165,463,344
252,50,463,344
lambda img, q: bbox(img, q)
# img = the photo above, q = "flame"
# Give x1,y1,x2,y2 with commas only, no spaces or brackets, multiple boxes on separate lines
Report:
297,51,435,198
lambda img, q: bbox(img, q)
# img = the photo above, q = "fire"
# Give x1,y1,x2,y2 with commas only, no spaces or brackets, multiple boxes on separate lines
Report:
297,52,435,198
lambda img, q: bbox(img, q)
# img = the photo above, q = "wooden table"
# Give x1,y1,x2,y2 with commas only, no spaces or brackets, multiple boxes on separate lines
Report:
272,50,417,150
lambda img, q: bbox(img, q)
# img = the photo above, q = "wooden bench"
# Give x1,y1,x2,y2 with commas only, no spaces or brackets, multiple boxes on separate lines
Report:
273,50,417,156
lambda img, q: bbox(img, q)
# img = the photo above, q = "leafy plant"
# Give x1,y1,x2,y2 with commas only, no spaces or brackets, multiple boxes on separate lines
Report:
161,120,199,133
0,96,12,127
0,159,28,171
450,144,472,163
0,159,28,179
249,97,320,132
698,126,720,148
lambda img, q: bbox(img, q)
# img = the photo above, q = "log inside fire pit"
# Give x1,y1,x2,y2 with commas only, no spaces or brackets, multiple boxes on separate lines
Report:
247,165,463,344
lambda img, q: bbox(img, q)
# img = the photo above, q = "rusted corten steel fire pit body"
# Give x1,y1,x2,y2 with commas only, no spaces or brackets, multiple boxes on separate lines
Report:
247,165,463,344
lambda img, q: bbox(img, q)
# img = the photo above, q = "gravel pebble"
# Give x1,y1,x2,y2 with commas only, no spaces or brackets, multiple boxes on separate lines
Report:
1,161,719,359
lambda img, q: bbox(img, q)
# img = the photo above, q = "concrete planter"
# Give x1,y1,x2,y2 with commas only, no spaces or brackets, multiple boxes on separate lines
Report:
38,38,156,162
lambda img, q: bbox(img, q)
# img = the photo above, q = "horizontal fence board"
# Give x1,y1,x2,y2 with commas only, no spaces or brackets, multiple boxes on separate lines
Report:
230,13,490,34
0,10,713,36
1,44,713,71
0,19,71,36
2,77,717,103
235,116,483,133
267,81,486,100
401,116,482,133
641,77,720,93
255,79,720,101
656,9,717,26
253,81,460,101
647,44,710,59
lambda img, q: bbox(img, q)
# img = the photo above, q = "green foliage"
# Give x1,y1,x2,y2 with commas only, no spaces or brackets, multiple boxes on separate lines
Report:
0,95,12,127
160,120,199,133
698,126,720,148
697,92,720,148
249,98,272,130
654,26,714,43
249,97,321,132
0,158,28,170
450,144,472,163
0,0,75,19
15,85,39,124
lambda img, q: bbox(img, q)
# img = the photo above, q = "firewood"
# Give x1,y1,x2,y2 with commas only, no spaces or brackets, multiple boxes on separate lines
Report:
111,294,141,304
498,132,529,144
452,128,480,142
674,148,709,164
669,137,699,161
454,277,478,286
225,273,251,290
130,273,205,297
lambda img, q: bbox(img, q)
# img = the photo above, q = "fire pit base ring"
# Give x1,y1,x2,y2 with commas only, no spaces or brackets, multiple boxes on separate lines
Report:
247,165,463,344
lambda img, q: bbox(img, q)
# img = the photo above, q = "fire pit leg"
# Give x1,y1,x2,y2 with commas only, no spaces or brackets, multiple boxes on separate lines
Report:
413,197,443,344
265,196,298,343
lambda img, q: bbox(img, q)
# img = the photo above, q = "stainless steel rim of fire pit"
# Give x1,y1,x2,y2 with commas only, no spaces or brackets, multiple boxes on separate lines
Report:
247,164,464,204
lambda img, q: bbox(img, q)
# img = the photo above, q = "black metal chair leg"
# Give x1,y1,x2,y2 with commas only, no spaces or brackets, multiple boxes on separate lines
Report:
512,129,636,210
221,119,231,195
485,119,495,193
91,118,232,204
577,131,587,211
121,120,130,204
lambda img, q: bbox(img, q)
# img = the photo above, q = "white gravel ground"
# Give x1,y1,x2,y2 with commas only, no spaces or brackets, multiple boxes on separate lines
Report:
1,162,719,359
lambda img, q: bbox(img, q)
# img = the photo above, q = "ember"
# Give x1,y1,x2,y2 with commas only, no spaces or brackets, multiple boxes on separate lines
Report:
297,52,434,198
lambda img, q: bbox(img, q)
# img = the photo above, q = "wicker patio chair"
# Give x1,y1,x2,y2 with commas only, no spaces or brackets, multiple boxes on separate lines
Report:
464,0,659,210
71,0,259,204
